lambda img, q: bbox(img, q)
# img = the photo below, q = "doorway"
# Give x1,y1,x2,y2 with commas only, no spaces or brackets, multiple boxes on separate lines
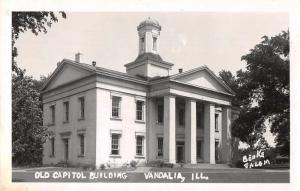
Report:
176,141,185,163
62,138,69,162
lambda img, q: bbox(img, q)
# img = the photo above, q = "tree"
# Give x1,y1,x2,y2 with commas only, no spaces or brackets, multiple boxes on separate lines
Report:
12,12,66,74
12,71,46,165
12,12,66,165
219,31,289,156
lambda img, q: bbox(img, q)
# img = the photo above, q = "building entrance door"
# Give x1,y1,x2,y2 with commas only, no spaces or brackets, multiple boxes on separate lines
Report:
176,141,184,163
63,139,69,162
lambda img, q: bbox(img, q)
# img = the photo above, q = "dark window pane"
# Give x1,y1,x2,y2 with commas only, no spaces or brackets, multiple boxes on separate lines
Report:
157,137,163,156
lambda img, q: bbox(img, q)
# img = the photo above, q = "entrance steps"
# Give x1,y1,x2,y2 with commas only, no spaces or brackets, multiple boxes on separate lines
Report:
176,163,231,169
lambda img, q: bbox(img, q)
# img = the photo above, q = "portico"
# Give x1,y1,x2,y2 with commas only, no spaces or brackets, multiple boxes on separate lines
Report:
148,80,233,164
161,95,231,164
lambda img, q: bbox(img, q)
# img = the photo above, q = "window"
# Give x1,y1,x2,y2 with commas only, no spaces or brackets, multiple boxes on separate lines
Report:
78,97,85,119
112,96,121,118
140,37,145,51
153,37,157,51
157,137,163,157
215,140,219,161
136,100,144,121
197,140,202,158
157,102,164,123
78,134,85,156
136,136,144,156
49,105,55,125
50,137,55,157
63,101,69,122
179,108,185,126
196,110,202,129
215,113,219,132
111,134,120,155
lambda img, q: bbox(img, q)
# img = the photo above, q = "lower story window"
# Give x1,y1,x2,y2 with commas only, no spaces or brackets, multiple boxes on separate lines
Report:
197,140,202,158
157,137,163,157
50,137,55,157
78,134,85,156
136,136,144,156
215,140,219,161
111,134,120,155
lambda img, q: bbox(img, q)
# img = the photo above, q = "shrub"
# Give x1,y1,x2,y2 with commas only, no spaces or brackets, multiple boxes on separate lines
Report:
163,162,174,168
100,164,105,170
82,164,96,171
179,161,184,168
234,160,244,168
130,160,137,168
158,160,164,168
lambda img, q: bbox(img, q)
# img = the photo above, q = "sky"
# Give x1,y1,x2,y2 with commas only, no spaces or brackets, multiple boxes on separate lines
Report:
15,12,289,146
15,12,288,79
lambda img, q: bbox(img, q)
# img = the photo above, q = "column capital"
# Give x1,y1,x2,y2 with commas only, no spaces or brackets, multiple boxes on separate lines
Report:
163,94,176,99
221,105,232,110
184,98,196,103
204,102,215,107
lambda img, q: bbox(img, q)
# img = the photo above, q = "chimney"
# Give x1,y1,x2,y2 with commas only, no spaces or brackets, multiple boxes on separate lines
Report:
75,52,82,62
92,61,96,67
179,68,183,73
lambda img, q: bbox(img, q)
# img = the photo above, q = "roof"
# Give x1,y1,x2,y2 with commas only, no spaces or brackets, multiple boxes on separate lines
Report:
41,59,148,91
125,52,174,68
41,59,235,97
137,17,161,30
170,65,236,95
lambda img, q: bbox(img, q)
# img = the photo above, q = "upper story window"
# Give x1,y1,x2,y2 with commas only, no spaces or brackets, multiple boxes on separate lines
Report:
153,37,157,51
111,134,120,155
63,101,69,123
78,97,85,119
136,100,144,121
196,110,202,129
215,113,219,132
157,100,164,124
49,105,55,125
112,96,121,118
136,136,144,156
178,108,185,126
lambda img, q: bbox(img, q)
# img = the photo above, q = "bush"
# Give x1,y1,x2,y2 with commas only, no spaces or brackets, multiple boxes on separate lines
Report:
157,161,174,168
100,164,105,170
179,161,184,168
163,162,174,168
234,160,244,168
158,160,164,168
78,163,96,170
130,160,137,168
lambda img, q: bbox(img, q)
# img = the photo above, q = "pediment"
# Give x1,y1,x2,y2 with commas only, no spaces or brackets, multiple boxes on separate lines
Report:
172,67,234,95
43,62,93,91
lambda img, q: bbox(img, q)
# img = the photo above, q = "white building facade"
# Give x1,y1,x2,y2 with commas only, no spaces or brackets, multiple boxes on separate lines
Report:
42,18,238,167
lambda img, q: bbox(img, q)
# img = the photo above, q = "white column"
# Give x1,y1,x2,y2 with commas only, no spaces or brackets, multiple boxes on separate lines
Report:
146,98,155,161
185,99,197,164
204,103,215,164
221,107,232,163
163,95,176,163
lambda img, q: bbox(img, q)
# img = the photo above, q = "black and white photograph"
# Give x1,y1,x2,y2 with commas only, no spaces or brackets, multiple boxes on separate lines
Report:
1,0,299,190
